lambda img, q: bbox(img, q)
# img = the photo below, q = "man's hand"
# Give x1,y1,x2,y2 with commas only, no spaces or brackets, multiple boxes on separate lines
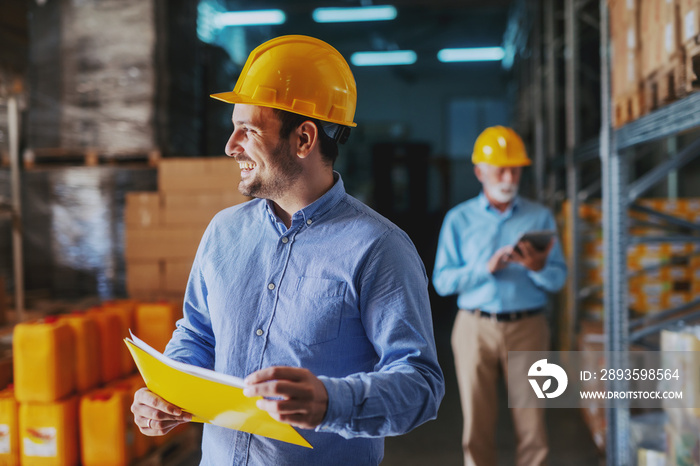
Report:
131,387,192,436
510,239,554,272
487,245,515,274
243,366,328,430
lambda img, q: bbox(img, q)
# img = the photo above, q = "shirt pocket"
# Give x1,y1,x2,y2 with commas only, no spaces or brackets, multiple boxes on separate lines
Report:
278,277,347,346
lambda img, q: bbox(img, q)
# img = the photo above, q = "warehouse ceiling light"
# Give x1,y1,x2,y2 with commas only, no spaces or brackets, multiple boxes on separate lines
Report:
312,6,397,23
214,9,286,27
350,50,417,66
437,47,505,62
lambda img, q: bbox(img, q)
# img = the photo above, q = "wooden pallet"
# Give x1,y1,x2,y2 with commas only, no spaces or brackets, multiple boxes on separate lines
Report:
133,424,202,466
22,147,161,169
613,88,645,128
642,51,688,113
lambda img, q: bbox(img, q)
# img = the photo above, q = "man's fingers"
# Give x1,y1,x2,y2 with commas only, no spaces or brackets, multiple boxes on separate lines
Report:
243,380,311,400
245,366,309,385
132,388,191,423
256,397,308,414
135,415,183,436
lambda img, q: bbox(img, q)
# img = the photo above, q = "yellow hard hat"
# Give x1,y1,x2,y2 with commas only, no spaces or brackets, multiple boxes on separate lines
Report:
210,35,357,127
472,126,531,167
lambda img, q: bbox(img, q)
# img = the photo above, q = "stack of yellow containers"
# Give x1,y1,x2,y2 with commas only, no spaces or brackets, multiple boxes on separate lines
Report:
12,316,78,465
4,299,183,465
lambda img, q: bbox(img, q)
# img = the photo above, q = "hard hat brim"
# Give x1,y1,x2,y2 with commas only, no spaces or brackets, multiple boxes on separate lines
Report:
472,158,533,167
209,91,358,128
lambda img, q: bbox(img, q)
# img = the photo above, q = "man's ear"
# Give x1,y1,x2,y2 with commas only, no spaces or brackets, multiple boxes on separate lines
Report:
295,121,319,159
474,164,483,183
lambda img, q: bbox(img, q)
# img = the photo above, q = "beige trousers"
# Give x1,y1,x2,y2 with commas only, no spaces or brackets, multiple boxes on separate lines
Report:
451,310,550,466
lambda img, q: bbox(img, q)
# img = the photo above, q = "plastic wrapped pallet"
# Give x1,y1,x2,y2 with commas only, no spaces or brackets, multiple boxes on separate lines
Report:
26,0,205,158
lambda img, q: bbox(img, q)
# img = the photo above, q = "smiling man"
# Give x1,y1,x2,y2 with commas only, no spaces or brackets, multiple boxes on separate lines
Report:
130,35,444,466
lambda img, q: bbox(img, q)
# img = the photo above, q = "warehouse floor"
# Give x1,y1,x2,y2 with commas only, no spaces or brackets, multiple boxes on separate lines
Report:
381,315,603,465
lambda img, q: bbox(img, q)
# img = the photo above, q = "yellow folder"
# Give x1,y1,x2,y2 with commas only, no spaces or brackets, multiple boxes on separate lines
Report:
124,332,312,448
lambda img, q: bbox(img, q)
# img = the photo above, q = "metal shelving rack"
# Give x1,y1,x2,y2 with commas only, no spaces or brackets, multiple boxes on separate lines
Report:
0,95,25,323
510,0,700,464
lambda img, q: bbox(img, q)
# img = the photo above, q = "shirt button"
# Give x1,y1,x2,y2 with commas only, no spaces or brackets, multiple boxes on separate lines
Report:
268,283,275,290
281,237,289,244
306,219,312,225
256,329,263,336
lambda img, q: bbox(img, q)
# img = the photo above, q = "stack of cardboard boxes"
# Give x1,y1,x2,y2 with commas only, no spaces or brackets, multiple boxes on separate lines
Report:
610,0,700,127
609,0,644,127
125,157,249,300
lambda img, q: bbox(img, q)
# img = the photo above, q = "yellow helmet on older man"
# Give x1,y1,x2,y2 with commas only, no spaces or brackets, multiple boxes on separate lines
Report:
210,35,357,129
472,126,531,167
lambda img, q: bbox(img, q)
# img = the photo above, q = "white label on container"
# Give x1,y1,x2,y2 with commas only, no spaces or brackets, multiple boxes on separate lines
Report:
666,23,674,53
0,425,10,454
23,427,57,457
628,27,636,48
686,11,697,40
627,0,633,9
646,449,666,466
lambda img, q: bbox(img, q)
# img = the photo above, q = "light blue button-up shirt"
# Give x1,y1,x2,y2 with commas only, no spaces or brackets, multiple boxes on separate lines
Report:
432,192,567,312
165,173,444,466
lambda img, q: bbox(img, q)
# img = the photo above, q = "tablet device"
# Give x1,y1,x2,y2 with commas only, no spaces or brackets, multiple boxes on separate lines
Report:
513,230,556,255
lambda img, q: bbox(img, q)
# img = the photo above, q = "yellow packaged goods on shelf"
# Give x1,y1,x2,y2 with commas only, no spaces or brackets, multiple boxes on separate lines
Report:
79,389,132,466
13,317,76,403
108,376,151,458
59,312,101,393
135,301,179,353
86,308,126,384
19,396,78,465
0,386,19,465
102,300,138,375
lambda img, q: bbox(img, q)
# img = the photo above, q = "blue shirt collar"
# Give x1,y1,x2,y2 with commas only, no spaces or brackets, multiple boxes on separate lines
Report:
264,171,346,233
477,191,520,215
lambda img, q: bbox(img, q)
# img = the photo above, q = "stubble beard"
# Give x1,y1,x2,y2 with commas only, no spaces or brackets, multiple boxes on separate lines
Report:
238,138,303,199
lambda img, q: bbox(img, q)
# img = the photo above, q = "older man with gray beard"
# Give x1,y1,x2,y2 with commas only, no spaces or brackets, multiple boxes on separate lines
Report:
433,126,567,466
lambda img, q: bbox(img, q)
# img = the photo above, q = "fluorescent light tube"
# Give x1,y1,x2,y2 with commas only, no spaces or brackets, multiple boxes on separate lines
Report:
350,50,417,66
313,6,397,23
215,9,286,27
437,47,505,62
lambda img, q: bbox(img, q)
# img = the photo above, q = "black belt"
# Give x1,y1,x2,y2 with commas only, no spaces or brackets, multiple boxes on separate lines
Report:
464,307,544,322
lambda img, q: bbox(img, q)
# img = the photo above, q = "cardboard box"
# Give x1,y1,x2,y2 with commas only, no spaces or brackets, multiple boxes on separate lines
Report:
160,204,223,227
160,191,250,226
158,157,242,193
125,227,204,260
163,260,193,293
610,0,643,125
125,192,161,228
161,191,249,211
126,261,162,296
